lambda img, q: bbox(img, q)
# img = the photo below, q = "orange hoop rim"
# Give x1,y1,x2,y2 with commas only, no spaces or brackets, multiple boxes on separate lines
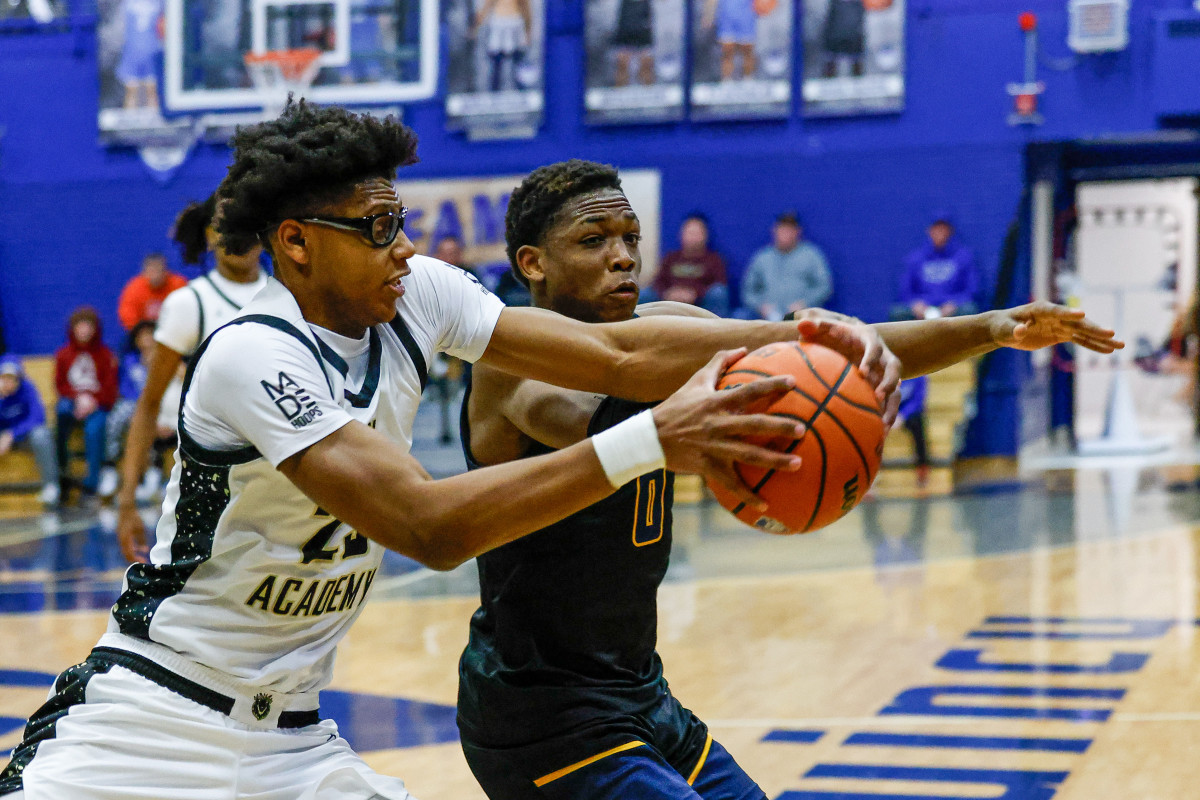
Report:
243,47,322,81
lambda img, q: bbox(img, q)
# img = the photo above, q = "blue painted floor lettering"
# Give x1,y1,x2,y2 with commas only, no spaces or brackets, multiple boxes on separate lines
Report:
770,616,1158,799
779,764,1069,800
967,617,1174,640
763,730,826,744
842,732,1092,753
879,685,1125,722
935,648,1149,674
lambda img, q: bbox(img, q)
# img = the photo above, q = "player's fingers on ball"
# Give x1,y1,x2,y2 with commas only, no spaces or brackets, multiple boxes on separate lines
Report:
708,463,768,511
724,440,803,472
716,347,748,369
873,358,900,408
717,375,794,409
794,318,826,340
857,338,884,385
881,387,901,428
693,348,746,388
720,411,805,441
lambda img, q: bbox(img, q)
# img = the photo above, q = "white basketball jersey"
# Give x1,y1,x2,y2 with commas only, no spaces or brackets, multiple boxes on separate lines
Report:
107,257,504,694
155,270,270,357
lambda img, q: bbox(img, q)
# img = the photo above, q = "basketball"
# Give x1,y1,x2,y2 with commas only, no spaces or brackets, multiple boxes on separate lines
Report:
706,341,886,535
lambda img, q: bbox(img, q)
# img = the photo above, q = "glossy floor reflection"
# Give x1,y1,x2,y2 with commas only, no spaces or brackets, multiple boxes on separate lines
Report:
3,452,1200,799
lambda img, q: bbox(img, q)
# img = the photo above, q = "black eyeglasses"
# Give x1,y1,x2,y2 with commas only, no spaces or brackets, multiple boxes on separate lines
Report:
302,208,408,247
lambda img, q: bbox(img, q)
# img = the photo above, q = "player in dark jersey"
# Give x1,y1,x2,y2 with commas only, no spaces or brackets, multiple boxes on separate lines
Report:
457,159,1125,799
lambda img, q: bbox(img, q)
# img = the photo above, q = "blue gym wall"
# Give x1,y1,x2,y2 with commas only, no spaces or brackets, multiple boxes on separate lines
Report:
0,0,1191,354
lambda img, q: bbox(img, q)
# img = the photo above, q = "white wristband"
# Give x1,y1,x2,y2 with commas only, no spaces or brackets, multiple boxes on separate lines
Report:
590,410,666,489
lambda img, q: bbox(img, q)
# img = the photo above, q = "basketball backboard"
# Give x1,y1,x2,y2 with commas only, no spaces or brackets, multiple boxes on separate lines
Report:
162,0,437,112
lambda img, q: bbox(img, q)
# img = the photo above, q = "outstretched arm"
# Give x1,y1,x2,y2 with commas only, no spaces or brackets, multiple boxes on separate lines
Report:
868,302,1123,378
472,301,722,461
479,304,901,419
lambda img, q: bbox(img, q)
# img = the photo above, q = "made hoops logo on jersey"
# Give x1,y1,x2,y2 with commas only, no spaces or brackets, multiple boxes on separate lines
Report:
261,371,323,429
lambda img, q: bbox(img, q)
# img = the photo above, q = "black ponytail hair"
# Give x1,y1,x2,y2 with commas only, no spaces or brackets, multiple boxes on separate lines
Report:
172,194,218,265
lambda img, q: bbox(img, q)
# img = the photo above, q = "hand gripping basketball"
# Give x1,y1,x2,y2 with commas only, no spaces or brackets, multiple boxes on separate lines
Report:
653,349,806,512
706,342,886,535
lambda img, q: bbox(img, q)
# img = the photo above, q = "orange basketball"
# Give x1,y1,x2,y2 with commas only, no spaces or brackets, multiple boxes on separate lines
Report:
706,341,885,535
753,0,778,16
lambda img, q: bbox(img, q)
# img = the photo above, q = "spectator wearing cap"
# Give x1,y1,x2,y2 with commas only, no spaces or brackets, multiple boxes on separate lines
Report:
652,213,730,317
741,211,833,321
0,356,59,505
892,212,979,321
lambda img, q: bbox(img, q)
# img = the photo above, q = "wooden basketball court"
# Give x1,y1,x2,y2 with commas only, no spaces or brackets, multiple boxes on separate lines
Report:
2,443,1198,799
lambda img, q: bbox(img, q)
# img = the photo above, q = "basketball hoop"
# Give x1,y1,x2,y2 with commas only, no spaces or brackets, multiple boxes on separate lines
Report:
243,47,323,118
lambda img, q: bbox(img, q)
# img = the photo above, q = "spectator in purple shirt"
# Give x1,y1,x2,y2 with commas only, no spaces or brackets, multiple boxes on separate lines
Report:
892,212,979,321
652,213,730,316
0,356,59,505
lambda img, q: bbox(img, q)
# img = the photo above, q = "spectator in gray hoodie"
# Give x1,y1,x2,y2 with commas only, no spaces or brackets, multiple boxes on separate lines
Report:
741,211,832,320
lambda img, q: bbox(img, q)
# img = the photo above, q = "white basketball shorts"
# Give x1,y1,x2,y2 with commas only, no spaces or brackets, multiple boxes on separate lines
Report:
5,662,411,800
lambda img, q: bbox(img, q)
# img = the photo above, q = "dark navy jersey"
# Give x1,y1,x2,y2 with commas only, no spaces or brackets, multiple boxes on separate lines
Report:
457,370,674,747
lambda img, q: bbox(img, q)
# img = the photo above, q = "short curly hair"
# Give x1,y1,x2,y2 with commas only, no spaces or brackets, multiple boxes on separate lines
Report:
505,160,623,287
217,98,419,258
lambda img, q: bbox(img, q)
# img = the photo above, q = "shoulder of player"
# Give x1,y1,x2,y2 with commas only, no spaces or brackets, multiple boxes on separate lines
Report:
404,253,454,281
634,300,718,320
198,319,323,380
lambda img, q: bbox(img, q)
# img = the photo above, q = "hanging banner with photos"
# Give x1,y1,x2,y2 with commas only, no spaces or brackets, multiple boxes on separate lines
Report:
444,0,545,139
584,0,685,125
689,0,792,121
802,0,905,117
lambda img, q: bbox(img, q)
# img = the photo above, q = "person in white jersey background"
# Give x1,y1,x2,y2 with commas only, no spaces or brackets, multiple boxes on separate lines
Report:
115,193,267,560
0,100,906,800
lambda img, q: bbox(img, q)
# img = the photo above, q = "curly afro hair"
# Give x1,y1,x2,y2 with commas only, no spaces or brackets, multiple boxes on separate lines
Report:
172,193,218,266
217,98,419,258
505,159,623,287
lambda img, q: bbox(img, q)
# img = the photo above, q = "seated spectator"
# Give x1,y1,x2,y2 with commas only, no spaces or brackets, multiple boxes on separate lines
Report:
54,307,118,501
104,320,174,501
0,356,59,505
116,252,186,331
892,213,979,320
432,234,472,272
741,211,833,320
652,213,730,316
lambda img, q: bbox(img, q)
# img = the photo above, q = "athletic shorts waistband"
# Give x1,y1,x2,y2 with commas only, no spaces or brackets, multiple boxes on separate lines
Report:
93,632,321,729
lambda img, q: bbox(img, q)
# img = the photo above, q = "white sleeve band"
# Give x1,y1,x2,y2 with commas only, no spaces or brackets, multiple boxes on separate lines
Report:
590,409,666,489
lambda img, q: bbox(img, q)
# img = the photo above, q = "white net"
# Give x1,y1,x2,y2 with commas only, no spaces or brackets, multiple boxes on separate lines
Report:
243,48,323,117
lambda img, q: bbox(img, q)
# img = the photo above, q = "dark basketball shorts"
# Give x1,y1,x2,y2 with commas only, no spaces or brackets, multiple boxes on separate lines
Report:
460,693,767,800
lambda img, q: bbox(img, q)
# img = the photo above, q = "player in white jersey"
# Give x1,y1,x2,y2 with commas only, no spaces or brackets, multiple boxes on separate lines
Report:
0,100,907,800
115,194,268,559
